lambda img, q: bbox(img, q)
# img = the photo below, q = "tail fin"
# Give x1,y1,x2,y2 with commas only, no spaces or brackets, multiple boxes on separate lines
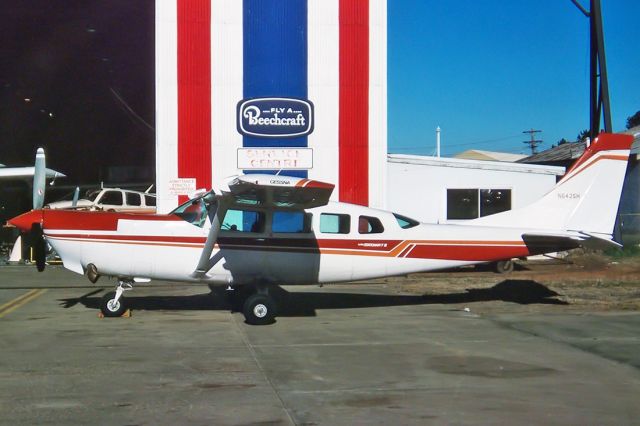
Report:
472,133,633,238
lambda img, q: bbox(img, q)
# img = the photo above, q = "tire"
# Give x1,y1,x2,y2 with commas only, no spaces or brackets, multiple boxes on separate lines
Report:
31,223,46,272
101,291,127,317
495,260,514,274
242,293,276,325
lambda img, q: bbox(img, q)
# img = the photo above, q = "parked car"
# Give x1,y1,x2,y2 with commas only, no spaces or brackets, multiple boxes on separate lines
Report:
46,188,156,213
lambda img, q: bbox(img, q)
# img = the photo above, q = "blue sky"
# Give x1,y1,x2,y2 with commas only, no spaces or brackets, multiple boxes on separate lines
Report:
388,0,640,156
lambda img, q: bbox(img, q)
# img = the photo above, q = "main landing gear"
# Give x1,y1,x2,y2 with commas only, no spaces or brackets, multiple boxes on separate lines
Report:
100,279,133,317
99,278,278,325
230,284,278,325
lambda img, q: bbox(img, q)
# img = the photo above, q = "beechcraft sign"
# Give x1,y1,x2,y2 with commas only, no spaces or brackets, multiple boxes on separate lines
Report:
237,97,314,138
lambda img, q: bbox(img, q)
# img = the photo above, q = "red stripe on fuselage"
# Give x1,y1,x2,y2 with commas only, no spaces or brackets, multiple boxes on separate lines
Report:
45,229,528,261
405,243,530,262
41,210,182,231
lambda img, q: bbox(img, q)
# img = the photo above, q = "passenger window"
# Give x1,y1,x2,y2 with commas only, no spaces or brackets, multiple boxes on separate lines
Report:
272,211,312,233
126,192,142,206
222,209,265,233
358,216,384,234
320,213,350,234
145,195,156,207
99,190,123,206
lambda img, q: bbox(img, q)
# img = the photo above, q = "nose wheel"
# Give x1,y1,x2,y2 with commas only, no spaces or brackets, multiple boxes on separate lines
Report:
100,280,133,317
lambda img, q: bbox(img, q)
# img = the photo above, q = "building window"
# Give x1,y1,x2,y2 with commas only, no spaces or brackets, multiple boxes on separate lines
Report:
447,189,511,220
480,189,511,217
320,213,350,234
447,189,478,219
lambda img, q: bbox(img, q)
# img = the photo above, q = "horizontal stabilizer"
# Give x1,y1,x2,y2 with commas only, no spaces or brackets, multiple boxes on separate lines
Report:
522,231,621,255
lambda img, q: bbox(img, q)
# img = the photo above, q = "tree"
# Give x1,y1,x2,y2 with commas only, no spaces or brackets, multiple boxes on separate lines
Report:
626,110,640,129
576,129,590,141
557,138,569,145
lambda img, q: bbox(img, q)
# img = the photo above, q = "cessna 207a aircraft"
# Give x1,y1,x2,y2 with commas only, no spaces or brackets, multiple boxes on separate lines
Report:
8,133,634,324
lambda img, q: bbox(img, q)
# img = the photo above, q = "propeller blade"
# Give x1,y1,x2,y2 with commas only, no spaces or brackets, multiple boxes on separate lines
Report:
33,148,46,210
72,187,80,208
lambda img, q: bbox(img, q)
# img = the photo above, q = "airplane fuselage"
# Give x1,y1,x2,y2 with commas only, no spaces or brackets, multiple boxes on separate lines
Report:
32,201,537,286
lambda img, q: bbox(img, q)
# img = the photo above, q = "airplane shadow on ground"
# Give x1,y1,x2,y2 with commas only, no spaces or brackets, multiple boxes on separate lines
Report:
58,279,567,319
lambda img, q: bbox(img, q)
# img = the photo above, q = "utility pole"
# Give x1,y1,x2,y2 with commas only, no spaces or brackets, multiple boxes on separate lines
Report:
570,0,612,140
522,129,543,155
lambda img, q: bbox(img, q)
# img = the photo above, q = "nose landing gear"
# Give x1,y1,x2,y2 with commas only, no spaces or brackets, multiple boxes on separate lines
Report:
100,280,133,317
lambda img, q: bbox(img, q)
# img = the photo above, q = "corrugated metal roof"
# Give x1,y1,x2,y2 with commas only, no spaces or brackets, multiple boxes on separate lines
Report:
518,141,586,164
625,126,640,155
519,127,640,163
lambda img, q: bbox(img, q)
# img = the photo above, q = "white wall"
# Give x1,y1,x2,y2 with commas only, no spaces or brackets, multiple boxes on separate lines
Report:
387,155,565,224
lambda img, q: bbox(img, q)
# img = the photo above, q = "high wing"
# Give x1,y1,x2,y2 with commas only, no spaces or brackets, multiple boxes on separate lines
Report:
222,174,334,209
192,174,335,278
0,166,65,180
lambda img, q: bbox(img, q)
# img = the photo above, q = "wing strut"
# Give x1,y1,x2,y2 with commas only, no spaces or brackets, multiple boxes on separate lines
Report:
192,198,229,278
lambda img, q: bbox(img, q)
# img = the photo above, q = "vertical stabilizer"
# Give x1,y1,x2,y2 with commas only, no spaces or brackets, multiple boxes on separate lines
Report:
471,133,633,238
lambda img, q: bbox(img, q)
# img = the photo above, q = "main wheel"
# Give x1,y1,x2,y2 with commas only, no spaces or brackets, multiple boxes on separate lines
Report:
495,260,514,274
242,293,276,325
101,291,127,317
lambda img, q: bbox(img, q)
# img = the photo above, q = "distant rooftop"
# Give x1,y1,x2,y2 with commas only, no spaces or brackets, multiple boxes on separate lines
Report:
453,150,527,162
518,141,586,164
520,126,640,165
388,154,565,176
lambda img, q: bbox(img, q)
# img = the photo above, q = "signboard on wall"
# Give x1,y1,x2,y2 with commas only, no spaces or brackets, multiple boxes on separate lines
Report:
237,148,313,170
168,178,196,196
237,97,314,138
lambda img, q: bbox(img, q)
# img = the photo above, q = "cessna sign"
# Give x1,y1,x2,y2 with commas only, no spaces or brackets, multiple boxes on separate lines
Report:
237,97,314,138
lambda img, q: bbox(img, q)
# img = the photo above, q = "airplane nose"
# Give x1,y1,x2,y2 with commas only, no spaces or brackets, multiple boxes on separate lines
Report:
8,210,44,232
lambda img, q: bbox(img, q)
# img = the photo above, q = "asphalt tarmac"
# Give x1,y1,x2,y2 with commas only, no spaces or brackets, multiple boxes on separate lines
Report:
1,266,640,425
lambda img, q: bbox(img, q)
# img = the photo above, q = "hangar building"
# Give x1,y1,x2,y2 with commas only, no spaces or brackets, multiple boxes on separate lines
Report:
155,0,387,213
153,0,600,228
386,154,565,224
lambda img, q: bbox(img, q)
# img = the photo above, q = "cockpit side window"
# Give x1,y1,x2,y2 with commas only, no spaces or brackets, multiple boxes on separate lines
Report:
272,211,312,233
221,209,265,233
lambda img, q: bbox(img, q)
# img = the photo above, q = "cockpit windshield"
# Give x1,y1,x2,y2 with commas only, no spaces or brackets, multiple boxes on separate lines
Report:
170,191,217,227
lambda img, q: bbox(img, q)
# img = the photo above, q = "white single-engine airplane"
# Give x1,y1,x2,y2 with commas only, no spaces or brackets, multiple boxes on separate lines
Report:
8,133,634,324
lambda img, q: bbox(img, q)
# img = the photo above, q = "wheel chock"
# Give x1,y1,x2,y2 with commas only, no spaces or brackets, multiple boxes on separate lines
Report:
97,309,132,319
